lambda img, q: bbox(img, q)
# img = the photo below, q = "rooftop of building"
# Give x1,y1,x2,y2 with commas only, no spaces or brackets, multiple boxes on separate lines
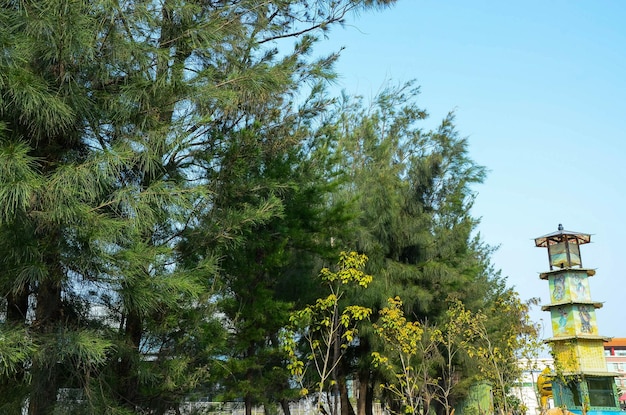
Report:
605,338,626,348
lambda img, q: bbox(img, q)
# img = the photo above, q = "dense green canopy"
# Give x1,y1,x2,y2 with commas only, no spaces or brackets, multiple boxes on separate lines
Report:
0,1,537,415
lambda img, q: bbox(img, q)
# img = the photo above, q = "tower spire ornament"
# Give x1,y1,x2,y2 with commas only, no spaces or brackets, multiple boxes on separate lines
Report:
535,225,620,415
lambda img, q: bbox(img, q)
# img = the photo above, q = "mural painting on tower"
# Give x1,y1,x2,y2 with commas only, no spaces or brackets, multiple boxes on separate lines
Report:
535,225,620,415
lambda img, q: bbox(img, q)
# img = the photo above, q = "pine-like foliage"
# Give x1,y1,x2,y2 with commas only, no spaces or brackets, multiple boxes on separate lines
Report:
321,81,510,414
0,1,397,414
329,81,488,318
0,1,532,414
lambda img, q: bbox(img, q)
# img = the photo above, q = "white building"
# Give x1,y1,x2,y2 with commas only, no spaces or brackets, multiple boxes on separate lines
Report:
513,358,555,415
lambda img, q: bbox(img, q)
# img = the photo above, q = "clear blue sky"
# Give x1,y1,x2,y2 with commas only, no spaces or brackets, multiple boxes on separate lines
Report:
316,1,626,338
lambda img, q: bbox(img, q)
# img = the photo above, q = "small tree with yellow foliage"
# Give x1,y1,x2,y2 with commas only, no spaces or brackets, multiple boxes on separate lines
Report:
428,300,475,415
459,293,540,415
285,252,373,414
372,296,427,415
372,297,469,415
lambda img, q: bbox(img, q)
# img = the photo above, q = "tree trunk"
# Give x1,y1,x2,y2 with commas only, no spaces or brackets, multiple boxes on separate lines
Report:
357,370,370,415
29,362,59,415
244,341,256,415
340,376,356,415
365,380,373,415
423,398,431,415
28,278,62,415
245,393,253,415
331,310,341,415
280,398,291,415
118,309,142,408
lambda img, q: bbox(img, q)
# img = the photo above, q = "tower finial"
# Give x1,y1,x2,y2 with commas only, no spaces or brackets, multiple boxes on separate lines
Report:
558,223,564,231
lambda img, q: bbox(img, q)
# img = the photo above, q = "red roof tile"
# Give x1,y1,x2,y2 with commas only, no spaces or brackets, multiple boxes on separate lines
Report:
604,338,626,348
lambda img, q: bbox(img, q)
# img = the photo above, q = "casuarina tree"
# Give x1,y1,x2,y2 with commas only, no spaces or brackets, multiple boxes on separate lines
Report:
0,1,397,414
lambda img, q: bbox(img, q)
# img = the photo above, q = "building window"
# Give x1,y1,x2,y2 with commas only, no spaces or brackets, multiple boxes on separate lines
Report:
610,363,624,371
588,378,616,407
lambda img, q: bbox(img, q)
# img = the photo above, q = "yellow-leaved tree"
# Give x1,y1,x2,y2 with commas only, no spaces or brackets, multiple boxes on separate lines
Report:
372,296,426,415
457,294,540,415
372,297,471,415
371,296,538,415
284,251,372,414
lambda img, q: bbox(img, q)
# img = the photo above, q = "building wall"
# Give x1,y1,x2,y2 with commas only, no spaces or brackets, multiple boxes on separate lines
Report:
514,358,555,415
604,338,626,392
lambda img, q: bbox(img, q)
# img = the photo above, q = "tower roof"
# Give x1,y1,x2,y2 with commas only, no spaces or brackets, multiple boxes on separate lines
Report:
534,224,591,247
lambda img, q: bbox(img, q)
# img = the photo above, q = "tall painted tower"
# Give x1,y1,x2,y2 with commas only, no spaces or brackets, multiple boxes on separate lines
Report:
534,225,619,415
